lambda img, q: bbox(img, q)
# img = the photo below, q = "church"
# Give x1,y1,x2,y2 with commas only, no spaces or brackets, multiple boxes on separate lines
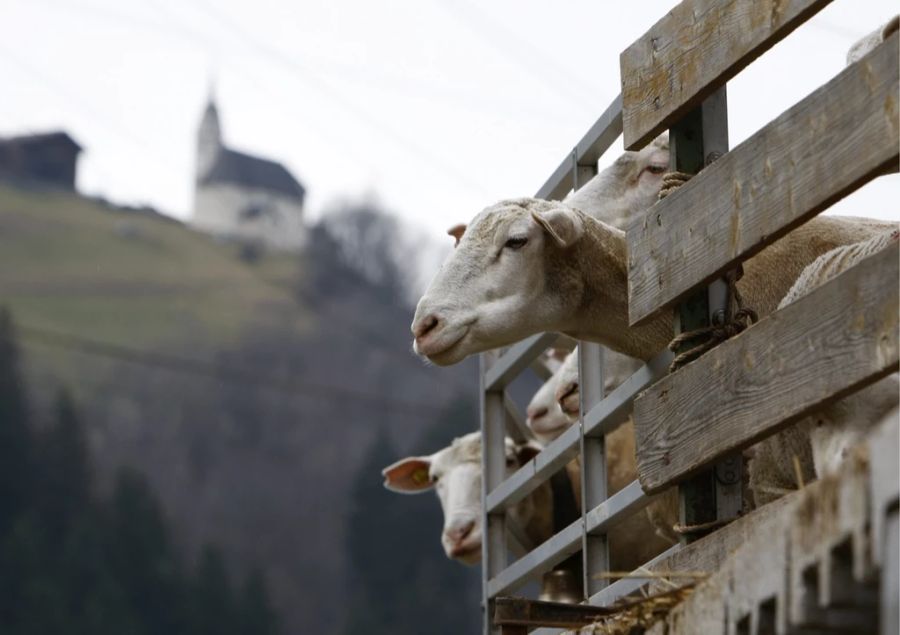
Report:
191,99,306,250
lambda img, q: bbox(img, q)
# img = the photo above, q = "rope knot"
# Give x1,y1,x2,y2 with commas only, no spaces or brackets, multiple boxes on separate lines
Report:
667,266,758,373
657,172,693,200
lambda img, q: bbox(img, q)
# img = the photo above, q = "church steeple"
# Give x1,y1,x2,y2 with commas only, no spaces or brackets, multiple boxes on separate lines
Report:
196,92,221,180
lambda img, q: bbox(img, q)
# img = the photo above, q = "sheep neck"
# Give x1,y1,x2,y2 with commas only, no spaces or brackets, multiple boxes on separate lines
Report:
555,214,673,361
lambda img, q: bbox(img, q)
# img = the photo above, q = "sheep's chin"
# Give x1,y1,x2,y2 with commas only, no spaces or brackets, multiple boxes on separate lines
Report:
529,418,570,437
447,542,482,566
419,328,474,366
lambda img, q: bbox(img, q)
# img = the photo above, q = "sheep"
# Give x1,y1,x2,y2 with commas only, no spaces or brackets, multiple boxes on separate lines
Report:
411,199,894,366
749,229,899,505
526,349,583,445
382,432,546,565
382,431,675,574
525,348,680,543
525,348,642,493
846,15,899,65
561,133,669,228
547,349,643,421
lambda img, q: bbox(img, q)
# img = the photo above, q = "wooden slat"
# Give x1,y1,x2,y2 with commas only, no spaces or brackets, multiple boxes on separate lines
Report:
634,242,899,493
620,0,832,149
626,33,900,326
646,490,800,595
493,598,615,629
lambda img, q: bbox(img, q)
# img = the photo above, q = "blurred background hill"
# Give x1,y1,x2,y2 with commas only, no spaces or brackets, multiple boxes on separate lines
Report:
3,2,895,632
0,180,481,634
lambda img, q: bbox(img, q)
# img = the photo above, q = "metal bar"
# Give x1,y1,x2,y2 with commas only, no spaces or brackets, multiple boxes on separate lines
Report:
580,342,609,598
881,510,899,635
488,519,583,598
487,355,667,515
582,351,670,436
485,332,562,391
506,517,533,557
487,481,649,598
535,95,623,200
482,351,508,635
701,87,744,524
665,86,740,541
584,480,651,534
529,357,557,382
670,109,717,540
503,393,530,445
587,543,681,605
529,544,683,635
487,423,581,513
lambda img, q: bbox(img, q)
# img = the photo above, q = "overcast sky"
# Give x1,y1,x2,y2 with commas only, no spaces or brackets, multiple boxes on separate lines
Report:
3,0,897,237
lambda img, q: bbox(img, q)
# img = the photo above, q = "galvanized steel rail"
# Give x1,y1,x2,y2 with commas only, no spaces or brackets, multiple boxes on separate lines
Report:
478,93,682,634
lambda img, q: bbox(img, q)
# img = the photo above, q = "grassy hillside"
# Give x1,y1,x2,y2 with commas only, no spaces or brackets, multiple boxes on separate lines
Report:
0,183,482,635
0,184,310,354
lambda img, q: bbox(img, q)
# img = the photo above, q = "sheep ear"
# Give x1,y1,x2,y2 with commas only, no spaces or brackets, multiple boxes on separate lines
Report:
531,206,583,248
447,223,467,247
883,15,899,39
382,457,433,494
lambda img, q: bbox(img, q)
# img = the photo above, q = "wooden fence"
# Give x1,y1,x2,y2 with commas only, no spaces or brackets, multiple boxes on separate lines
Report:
478,1,898,633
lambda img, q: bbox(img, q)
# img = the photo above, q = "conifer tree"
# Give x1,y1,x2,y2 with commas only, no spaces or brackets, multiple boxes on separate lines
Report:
0,309,33,537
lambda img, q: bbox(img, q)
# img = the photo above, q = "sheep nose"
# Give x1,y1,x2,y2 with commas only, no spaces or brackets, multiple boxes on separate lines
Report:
413,313,441,339
526,406,549,424
444,520,475,545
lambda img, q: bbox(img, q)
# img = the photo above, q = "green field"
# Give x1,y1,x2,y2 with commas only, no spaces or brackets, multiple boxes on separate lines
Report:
0,183,312,387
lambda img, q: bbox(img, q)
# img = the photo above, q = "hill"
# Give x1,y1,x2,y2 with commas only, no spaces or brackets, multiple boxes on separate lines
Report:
0,183,482,634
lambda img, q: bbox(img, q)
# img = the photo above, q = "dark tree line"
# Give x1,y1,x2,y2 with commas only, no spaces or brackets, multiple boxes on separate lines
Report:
342,399,482,635
0,309,281,635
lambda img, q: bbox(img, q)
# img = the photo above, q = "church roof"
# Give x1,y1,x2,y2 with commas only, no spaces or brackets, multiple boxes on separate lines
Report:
201,148,305,201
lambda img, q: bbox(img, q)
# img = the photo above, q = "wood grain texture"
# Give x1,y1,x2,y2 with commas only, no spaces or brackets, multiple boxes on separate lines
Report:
646,489,800,595
634,242,899,493
620,0,832,149
493,598,614,628
627,33,899,326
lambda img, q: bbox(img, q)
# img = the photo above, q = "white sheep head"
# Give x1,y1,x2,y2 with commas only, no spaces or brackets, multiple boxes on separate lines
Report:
553,349,582,419
527,350,579,444
562,133,669,229
382,432,541,565
412,199,597,365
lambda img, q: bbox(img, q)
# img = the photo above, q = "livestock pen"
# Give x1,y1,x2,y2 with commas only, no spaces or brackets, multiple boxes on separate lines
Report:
477,1,899,633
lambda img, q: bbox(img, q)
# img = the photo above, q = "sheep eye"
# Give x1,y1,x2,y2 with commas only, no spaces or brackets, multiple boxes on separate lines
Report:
504,236,528,250
645,164,667,175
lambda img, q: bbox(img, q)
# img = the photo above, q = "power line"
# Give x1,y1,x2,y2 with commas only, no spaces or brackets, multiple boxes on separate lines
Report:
12,323,450,417
433,0,599,113
807,17,866,40
188,0,492,199
0,41,172,169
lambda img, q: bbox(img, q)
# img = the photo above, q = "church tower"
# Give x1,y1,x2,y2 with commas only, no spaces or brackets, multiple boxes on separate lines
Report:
196,98,221,179
192,96,307,250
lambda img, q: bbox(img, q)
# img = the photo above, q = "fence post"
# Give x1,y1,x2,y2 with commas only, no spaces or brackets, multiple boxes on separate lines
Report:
669,86,744,540
482,350,507,634
570,149,609,598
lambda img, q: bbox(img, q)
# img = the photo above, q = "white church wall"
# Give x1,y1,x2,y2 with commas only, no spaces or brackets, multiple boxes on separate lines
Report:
192,183,306,251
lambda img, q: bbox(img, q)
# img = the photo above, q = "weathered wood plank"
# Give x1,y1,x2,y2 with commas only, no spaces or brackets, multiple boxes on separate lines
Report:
634,242,899,493
493,598,614,629
626,33,899,326
620,0,832,149
646,489,800,596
